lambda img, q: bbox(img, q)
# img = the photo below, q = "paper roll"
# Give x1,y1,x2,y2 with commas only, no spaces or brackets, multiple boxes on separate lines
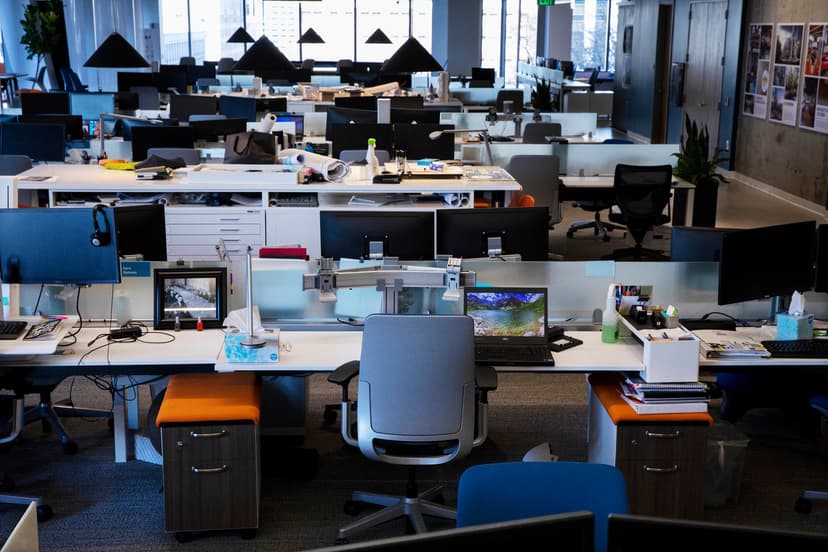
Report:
257,113,276,133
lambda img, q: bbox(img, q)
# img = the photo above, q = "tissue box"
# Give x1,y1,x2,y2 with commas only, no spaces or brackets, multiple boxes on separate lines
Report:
776,313,814,340
224,330,280,363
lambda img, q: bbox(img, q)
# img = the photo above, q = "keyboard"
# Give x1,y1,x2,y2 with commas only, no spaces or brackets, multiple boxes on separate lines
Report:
761,339,828,358
474,345,554,366
0,320,28,340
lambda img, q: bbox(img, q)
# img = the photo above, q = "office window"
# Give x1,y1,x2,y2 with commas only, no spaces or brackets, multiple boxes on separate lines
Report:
481,0,502,80
411,0,432,59
297,1,355,62
355,0,409,63
482,0,537,87
160,0,191,64
571,0,619,72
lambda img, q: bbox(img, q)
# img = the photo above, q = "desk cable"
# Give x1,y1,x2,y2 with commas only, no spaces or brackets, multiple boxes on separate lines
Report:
698,311,753,327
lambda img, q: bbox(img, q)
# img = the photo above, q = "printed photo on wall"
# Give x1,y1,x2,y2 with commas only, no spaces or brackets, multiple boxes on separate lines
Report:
800,23,828,134
743,23,774,119
769,23,805,126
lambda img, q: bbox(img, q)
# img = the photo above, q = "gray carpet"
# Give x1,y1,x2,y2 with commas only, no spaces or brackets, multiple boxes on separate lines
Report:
2,373,827,550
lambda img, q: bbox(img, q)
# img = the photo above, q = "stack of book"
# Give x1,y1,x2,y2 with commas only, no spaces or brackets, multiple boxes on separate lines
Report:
618,373,709,414
692,329,770,359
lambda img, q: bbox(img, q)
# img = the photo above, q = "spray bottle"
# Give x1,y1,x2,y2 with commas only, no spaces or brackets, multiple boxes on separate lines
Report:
601,283,619,343
365,137,380,179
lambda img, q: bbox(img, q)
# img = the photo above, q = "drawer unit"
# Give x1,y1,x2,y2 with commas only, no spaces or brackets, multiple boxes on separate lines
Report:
165,207,265,261
161,421,260,536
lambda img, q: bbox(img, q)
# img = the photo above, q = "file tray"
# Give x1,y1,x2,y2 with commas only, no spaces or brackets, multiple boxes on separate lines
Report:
619,316,699,383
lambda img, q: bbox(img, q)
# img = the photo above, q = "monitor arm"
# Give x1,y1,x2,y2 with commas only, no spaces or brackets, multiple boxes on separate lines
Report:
97,112,162,161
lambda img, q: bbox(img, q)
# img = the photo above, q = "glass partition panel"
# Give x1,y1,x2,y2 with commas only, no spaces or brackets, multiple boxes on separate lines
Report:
562,143,679,176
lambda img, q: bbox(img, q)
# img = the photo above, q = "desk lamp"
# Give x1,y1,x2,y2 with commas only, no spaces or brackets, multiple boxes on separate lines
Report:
83,32,150,92
297,28,325,65
429,128,494,166
365,29,392,44
96,112,161,161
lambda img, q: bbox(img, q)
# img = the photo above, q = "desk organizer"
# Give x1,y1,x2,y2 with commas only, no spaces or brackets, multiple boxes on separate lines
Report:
156,372,262,542
619,316,699,383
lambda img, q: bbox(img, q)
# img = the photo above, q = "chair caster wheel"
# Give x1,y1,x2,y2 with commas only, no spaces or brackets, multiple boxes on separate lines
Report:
240,529,256,540
795,497,812,514
36,504,53,522
602,235,610,242
62,441,78,455
566,231,574,238
344,500,362,515
335,538,349,545
174,532,192,543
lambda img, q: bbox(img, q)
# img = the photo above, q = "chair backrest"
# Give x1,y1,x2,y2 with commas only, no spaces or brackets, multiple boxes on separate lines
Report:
301,58,315,70
338,149,391,164
115,91,139,111
613,163,673,219
0,154,33,175
496,90,524,113
456,461,630,552
129,86,160,110
522,123,562,144
356,314,477,466
179,56,196,66
217,58,236,74
506,154,563,225
146,147,201,165
195,77,221,92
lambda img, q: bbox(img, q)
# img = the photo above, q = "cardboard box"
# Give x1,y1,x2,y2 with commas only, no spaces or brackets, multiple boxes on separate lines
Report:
224,331,280,363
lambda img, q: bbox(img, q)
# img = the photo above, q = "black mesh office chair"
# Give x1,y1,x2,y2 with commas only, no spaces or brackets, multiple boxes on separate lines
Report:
496,90,525,113
522,123,562,144
604,163,673,260
795,393,828,514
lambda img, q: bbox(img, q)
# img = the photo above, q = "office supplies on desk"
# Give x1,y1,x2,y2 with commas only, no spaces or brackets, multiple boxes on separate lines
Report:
464,287,555,366
694,330,770,358
23,318,62,340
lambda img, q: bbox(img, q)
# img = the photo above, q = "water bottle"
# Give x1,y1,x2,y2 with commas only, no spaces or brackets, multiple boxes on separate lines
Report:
365,137,380,179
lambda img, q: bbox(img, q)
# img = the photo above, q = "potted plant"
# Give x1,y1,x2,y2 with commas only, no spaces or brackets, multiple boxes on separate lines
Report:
531,77,553,111
19,0,63,90
673,113,729,227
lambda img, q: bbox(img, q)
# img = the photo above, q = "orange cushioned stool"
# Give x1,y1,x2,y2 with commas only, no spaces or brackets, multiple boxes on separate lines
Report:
156,372,261,543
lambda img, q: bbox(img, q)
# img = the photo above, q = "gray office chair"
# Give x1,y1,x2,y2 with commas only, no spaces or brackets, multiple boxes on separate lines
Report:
522,123,562,144
795,393,828,514
327,314,496,543
146,148,201,165
0,154,33,176
506,155,563,259
129,86,161,110
301,59,316,70
216,57,236,74
338,149,391,165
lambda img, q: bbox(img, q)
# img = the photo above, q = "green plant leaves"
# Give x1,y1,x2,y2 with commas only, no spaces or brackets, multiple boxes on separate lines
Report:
673,113,729,185
532,77,553,111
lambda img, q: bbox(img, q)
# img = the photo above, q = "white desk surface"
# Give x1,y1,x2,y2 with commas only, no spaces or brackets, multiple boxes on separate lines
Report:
561,175,695,189
0,316,78,356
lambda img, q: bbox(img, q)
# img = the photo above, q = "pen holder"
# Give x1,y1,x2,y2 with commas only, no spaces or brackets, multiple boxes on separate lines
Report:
663,313,680,329
775,313,813,340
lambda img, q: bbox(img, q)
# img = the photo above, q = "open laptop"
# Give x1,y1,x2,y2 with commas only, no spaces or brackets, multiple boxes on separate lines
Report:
464,287,555,366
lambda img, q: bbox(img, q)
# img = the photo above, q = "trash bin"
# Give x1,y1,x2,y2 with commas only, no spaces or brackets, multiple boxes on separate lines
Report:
704,423,750,507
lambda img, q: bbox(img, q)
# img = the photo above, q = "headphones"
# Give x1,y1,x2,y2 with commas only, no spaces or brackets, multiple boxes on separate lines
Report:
90,204,111,247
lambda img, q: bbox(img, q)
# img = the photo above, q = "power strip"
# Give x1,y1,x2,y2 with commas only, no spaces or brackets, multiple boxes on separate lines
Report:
108,327,143,340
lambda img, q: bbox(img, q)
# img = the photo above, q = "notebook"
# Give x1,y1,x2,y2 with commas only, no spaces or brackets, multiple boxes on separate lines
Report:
464,287,555,366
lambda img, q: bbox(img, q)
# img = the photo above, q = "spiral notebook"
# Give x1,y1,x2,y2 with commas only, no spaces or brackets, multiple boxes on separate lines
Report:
464,287,554,366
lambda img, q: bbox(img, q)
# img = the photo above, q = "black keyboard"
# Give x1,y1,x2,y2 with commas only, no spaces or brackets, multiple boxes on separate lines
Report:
475,345,554,366
761,339,828,358
0,320,28,340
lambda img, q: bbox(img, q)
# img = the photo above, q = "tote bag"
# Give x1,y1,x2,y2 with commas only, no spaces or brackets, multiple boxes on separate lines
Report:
224,131,277,164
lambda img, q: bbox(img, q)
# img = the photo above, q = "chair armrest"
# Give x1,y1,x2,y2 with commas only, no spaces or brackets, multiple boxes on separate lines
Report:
475,364,498,402
328,360,360,401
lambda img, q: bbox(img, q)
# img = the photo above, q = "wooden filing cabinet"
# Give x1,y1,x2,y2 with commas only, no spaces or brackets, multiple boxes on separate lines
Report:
161,421,260,538
588,385,708,520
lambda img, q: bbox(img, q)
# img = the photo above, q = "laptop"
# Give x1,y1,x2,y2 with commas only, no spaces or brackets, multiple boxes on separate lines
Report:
464,287,555,366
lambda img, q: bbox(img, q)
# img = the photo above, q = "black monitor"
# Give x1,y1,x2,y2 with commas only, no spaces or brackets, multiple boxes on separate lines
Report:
330,123,393,159
186,63,216,86
218,95,257,122
559,60,575,79
718,221,816,305
670,226,738,262
189,117,248,142
313,512,594,551
69,92,116,121
325,107,379,141
390,108,441,124
814,224,828,292
389,96,424,110
117,71,154,92
19,114,84,141
276,112,304,141
154,67,188,93
471,67,496,85
20,92,70,115
0,122,66,162
113,204,167,261
320,211,435,261
392,123,454,160
334,96,378,110
436,207,550,261
130,125,195,162
0,207,121,285
168,94,218,122
256,97,288,115
607,513,828,552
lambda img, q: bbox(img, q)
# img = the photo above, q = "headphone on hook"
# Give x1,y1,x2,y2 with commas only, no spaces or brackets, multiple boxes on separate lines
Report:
90,204,111,247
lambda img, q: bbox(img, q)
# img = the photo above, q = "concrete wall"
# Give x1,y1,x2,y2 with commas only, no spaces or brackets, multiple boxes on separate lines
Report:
734,0,828,206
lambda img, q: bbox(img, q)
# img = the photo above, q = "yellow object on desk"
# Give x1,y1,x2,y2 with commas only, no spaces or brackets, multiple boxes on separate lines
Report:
100,160,138,171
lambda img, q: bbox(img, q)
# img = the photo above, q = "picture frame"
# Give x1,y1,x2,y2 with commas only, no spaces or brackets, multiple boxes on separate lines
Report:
153,267,227,330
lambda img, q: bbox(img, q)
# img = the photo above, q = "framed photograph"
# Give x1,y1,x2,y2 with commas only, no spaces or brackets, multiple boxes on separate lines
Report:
153,267,227,330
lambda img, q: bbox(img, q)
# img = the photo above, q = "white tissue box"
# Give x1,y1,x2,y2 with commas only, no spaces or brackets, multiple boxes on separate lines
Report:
776,313,813,341
224,330,280,363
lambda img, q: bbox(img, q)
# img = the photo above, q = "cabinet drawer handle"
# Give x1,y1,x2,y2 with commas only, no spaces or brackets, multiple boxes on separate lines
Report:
644,430,680,439
218,218,241,222
190,429,227,439
643,464,679,473
191,465,227,474
218,228,241,232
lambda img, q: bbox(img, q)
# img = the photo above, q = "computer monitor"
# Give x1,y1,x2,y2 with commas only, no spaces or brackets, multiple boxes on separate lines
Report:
130,125,195,162
670,226,738,262
154,67,188,93
186,63,216,86
389,96,425,110
256,97,288,115
607,513,828,552
392,123,454,160
330,123,393,159
168,94,218,122
320,211,435,261
0,207,121,285
19,114,84,141
471,67,496,85
218,95,257,122
313,512,594,551
717,220,816,305
20,92,70,115
813,224,828,293
436,207,550,261
0,122,66,162
276,112,304,141
117,70,154,92
390,108,441,124
324,107,378,140
189,117,248,142
334,96,378,110
113,204,167,261
69,92,116,121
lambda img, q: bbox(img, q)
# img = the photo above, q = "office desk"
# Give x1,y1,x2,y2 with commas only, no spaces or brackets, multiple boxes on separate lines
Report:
698,326,828,372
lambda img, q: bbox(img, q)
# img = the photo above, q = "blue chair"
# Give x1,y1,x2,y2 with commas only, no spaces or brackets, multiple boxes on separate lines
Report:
794,393,828,514
457,461,630,552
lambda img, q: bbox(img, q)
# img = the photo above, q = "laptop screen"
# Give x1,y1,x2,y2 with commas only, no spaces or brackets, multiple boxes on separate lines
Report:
464,287,548,338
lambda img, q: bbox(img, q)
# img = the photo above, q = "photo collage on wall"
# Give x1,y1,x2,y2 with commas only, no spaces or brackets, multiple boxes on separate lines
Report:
800,23,828,133
769,23,804,126
743,23,773,119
